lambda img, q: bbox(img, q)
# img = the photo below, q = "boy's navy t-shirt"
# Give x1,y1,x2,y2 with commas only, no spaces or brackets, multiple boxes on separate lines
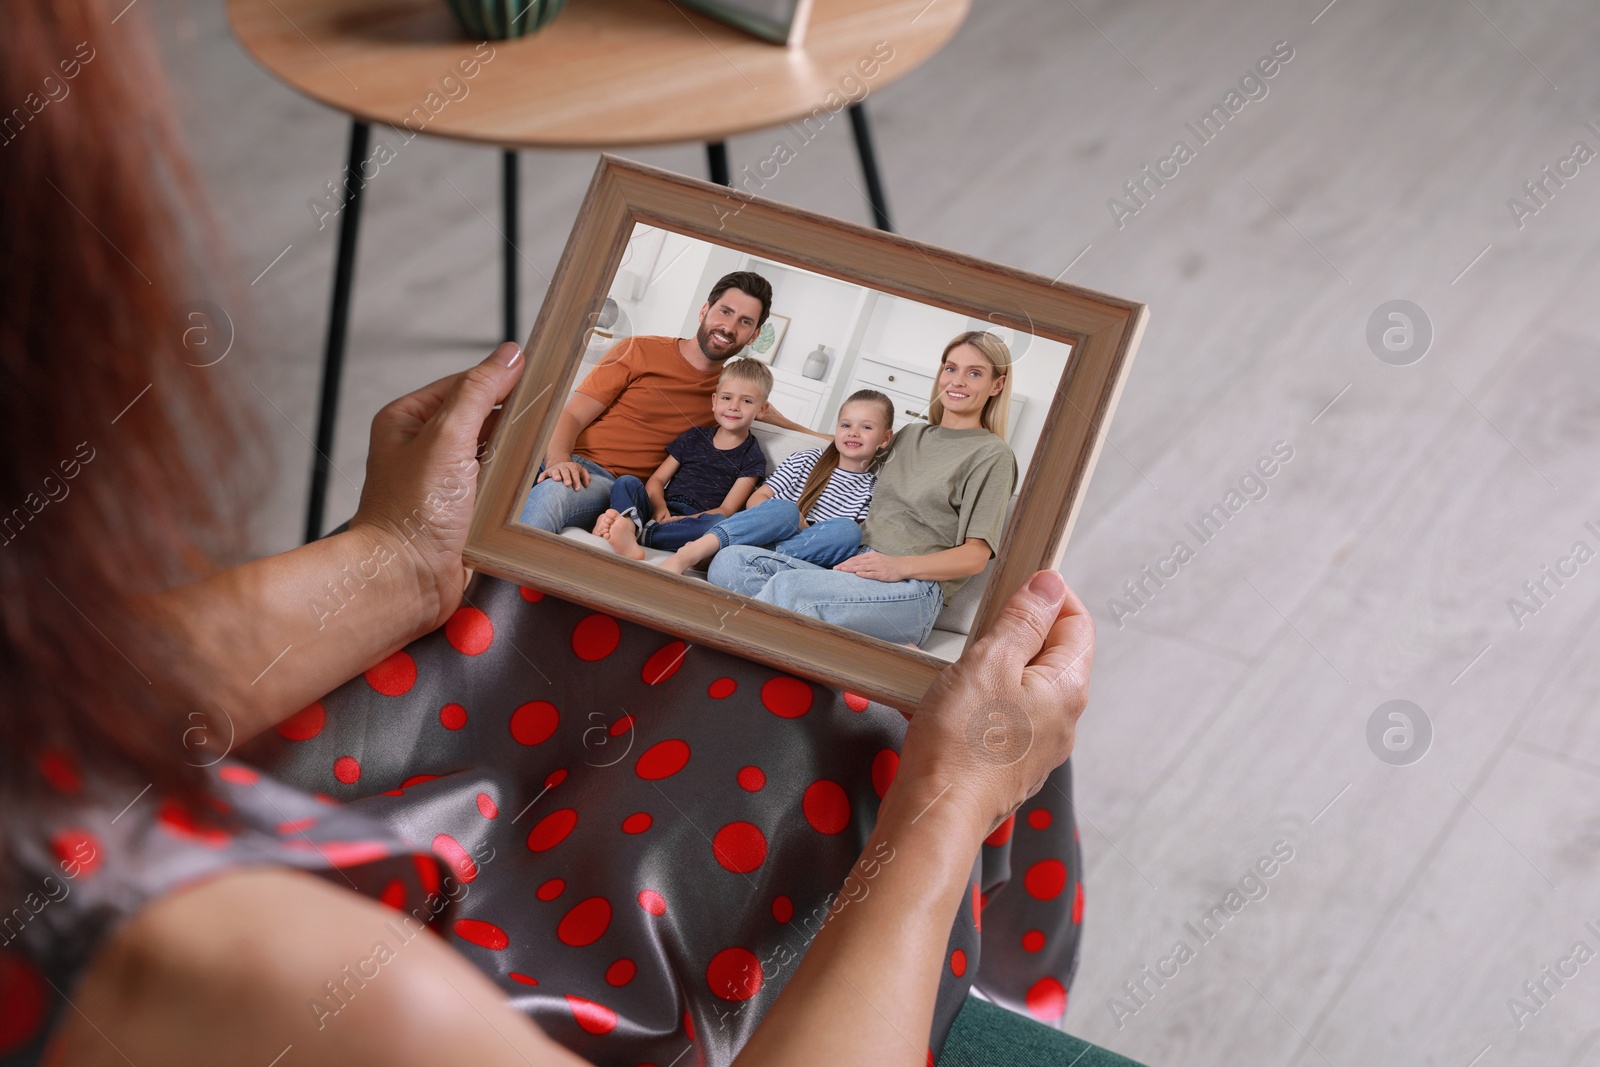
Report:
664,426,767,512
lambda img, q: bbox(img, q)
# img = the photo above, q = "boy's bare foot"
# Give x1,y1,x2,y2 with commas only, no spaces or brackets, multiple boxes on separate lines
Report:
606,516,647,560
592,509,620,538
659,553,693,575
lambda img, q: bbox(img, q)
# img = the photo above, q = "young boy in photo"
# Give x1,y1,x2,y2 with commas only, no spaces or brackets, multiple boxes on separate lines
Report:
591,358,772,559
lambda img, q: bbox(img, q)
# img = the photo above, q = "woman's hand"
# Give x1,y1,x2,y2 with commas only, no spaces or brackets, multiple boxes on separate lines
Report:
348,343,525,634
895,570,1094,837
536,459,591,489
832,550,909,582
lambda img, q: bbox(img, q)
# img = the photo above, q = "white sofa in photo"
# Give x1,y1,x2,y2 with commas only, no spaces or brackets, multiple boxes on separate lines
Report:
555,422,1003,661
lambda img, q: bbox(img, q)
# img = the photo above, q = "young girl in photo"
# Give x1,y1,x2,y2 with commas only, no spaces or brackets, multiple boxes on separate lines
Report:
659,390,894,574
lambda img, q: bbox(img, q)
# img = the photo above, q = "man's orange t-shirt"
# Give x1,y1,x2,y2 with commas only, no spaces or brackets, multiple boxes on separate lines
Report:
572,336,722,479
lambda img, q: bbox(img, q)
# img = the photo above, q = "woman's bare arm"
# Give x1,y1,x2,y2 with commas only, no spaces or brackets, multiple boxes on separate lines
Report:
734,571,1090,1064
144,346,526,747
833,537,993,584
56,866,591,1067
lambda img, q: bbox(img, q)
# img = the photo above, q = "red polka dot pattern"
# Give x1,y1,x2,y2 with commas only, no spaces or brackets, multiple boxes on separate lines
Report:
1027,808,1053,831
635,739,691,780
509,701,559,746
870,750,899,799
50,829,101,878
307,841,395,869
950,949,967,977
642,640,688,685
802,780,850,835
843,691,870,712
683,1011,696,1042
364,651,417,696
1025,976,1067,1020
431,834,478,883
622,812,653,834
439,702,467,730
476,792,499,819
510,971,540,986
567,994,619,1035
712,822,767,873
972,883,982,933
571,614,621,661
332,756,361,784
454,918,509,950
706,946,763,1002
985,814,1015,847
544,768,568,789
1024,859,1067,901
518,585,544,602
606,958,637,987
638,889,667,915
771,895,793,924
708,677,736,699
536,878,565,901
609,714,634,736
277,817,316,834
760,676,812,718
37,749,82,795
414,855,441,896
157,800,228,846
558,897,612,946
0,951,47,1054
1073,881,1085,925
445,607,494,655
1022,930,1046,953
736,766,765,792
218,765,260,786
526,808,579,852
276,702,326,741
380,879,406,910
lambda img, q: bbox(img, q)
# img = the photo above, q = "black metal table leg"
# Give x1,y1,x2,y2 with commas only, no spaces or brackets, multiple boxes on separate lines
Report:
707,142,731,186
304,119,370,545
503,149,519,344
848,103,893,232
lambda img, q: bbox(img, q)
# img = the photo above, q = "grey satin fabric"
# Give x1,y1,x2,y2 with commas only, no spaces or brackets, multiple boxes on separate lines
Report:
0,576,1084,1065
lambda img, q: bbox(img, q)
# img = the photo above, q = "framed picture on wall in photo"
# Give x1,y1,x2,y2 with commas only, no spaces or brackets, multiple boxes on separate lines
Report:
741,312,789,364
465,155,1146,709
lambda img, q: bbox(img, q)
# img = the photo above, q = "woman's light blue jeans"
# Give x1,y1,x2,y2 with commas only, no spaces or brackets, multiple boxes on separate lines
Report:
518,455,617,533
708,544,945,646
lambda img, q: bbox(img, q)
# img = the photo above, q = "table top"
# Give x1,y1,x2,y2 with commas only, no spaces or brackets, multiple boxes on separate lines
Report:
227,0,968,148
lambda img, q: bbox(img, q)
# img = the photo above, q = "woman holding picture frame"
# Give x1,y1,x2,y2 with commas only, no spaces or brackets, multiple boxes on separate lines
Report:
710,331,1019,648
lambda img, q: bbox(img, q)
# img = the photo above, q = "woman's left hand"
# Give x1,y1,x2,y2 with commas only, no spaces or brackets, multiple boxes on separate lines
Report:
833,550,908,582
348,343,525,633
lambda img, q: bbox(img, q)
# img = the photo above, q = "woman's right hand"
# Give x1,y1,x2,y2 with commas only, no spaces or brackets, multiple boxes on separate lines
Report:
895,570,1094,837
537,458,591,489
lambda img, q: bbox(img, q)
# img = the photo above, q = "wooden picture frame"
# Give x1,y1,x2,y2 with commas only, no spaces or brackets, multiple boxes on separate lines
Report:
465,155,1146,709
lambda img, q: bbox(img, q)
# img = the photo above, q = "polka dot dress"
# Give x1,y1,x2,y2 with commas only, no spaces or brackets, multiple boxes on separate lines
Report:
0,577,1084,1066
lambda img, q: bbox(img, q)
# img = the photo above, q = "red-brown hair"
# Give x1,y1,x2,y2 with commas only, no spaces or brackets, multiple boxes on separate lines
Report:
0,0,264,879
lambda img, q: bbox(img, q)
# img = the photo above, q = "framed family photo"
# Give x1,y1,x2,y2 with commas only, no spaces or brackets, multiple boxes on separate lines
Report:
465,155,1146,709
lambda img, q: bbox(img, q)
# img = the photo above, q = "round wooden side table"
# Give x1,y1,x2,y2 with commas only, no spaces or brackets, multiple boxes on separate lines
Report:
229,0,968,542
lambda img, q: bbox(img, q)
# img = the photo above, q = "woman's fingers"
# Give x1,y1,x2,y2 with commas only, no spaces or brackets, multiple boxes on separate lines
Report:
371,343,522,447
1025,582,1095,689
971,570,1070,679
429,344,523,449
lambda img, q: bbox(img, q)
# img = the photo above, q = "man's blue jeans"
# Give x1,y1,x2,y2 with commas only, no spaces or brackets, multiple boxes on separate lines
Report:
708,544,945,646
518,455,617,533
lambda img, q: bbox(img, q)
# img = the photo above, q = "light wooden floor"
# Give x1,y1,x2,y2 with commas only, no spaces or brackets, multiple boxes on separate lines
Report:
158,0,1600,1063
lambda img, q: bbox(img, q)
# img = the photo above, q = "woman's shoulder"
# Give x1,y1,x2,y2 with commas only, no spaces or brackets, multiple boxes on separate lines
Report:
54,867,572,1065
